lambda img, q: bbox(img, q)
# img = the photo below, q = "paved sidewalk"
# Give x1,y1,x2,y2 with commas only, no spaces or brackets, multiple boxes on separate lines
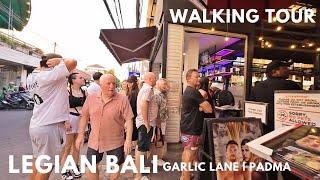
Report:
0,110,185,180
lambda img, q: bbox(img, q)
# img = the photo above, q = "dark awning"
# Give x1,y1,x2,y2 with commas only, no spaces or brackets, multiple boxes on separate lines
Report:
99,26,157,65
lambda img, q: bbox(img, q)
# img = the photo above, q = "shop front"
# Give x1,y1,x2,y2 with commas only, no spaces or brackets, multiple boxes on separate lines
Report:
145,0,320,144
0,45,40,89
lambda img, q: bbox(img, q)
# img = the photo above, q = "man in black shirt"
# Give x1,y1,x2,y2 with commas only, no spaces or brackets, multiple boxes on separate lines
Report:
251,60,301,133
180,69,213,180
251,60,301,180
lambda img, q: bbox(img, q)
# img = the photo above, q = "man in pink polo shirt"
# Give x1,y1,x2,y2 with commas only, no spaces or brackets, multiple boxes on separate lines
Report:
76,74,133,180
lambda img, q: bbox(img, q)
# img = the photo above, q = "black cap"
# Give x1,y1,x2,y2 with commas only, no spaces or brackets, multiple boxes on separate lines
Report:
92,72,103,80
40,53,62,67
127,75,138,83
266,60,293,73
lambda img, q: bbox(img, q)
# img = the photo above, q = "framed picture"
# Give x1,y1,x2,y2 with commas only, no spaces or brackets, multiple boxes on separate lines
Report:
248,125,320,179
205,117,265,180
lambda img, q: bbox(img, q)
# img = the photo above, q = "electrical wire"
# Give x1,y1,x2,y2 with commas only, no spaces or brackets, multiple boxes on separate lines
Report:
117,0,124,28
102,0,118,29
113,0,122,28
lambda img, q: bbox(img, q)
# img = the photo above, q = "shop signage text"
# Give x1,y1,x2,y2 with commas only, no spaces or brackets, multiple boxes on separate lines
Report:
274,91,320,129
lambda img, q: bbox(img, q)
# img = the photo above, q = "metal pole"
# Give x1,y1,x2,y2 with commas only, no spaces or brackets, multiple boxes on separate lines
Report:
8,0,12,33
53,42,57,53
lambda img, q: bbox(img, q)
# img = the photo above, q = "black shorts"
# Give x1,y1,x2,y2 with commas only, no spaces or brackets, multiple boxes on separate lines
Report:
137,125,154,152
86,146,125,165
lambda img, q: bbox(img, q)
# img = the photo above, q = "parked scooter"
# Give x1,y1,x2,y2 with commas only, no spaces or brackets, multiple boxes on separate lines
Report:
17,91,34,110
3,91,34,110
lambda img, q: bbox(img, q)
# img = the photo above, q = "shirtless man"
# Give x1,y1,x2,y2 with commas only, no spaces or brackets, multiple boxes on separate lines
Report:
217,140,251,180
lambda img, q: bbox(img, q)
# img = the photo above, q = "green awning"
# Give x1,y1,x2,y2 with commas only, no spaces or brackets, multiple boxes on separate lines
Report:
0,0,31,31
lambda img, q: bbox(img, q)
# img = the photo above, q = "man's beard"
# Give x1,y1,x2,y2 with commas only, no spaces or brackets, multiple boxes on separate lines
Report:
228,155,237,162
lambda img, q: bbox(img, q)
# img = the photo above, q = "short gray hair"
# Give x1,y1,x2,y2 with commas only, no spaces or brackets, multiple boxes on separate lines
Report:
156,78,167,86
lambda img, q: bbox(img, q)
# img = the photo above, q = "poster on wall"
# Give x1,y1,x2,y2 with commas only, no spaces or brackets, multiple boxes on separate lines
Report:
245,101,268,124
208,118,265,180
274,90,320,129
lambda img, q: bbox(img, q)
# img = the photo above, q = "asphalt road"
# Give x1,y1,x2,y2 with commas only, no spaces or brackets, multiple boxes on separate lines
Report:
0,110,33,180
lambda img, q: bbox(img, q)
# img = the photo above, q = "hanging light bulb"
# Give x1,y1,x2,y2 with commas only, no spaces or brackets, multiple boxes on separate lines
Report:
308,43,314,47
272,17,277,22
258,36,263,41
316,48,320,52
276,26,282,31
267,44,272,48
225,37,229,41
261,39,265,48
265,41,270,45
290,44,296,49
211,27,215,32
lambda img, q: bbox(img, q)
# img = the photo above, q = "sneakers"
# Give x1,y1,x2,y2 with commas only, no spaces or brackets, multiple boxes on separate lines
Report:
70,165,82,178
61,170,73,180
141,176,150,180
62,166,82,180
151,159,166,166
135,176,150,180
157,159,166,166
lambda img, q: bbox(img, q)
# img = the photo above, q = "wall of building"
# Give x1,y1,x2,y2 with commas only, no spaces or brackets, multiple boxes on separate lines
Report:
152,62,161,79
165,24,184,143
183,36,199,90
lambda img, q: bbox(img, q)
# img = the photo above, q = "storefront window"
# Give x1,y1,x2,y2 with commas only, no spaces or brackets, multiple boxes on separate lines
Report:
0,64,21,90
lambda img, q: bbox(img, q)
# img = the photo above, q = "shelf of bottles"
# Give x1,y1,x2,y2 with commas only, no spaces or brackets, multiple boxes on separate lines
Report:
199,54,244,79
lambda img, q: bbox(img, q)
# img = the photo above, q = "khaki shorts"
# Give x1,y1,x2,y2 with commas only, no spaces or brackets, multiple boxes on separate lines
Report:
29,123,65,166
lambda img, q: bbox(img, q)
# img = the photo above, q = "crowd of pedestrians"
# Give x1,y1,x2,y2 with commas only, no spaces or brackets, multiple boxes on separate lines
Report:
27,53,170,180
26,53,303,180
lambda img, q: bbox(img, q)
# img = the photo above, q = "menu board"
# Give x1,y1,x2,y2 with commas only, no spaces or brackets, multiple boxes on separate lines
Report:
274,91,320,129
245,101,268,124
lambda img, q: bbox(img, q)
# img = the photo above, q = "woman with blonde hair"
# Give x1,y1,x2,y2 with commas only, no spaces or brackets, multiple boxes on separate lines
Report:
120,80,129,95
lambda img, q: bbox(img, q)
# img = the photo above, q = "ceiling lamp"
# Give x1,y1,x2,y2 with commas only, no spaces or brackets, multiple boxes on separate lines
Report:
290,45,296,49
211,27,215,32
316,48,320,52
267,44,272,48
308,43,314,47
258,36,263,41
276,26,282,31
